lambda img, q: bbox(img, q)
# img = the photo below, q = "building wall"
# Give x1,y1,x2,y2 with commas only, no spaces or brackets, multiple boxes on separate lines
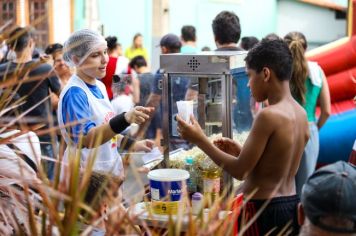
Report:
97,0,153,59
53,0,71,44
277,0,347,49
97,0,276,71
169,0,277,51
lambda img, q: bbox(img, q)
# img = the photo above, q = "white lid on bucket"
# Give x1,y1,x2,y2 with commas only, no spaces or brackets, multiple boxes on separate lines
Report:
147,169,189,182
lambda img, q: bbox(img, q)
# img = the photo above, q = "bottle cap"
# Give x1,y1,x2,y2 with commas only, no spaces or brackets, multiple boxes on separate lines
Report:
186,156,194,164
192,192,203,200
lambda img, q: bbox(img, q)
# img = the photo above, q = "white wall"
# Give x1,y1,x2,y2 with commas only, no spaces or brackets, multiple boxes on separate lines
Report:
53,0,72,44
277,0,346,49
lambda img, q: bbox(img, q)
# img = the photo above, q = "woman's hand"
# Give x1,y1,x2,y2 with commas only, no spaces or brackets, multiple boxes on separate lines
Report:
125,106,154,124
213,138,241,157
176,115,207,145
133,139,155,152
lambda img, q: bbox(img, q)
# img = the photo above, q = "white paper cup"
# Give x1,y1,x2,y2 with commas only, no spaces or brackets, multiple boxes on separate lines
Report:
176,100,194,123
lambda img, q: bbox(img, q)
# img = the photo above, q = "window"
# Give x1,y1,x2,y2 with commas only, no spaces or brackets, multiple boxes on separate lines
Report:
0,0,17,30
29,0,49,50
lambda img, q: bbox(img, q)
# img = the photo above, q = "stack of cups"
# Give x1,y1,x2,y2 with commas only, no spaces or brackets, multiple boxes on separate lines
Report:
176,100,194,123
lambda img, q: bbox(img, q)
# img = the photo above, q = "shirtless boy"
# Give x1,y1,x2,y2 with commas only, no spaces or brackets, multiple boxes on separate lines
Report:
177,38,309,235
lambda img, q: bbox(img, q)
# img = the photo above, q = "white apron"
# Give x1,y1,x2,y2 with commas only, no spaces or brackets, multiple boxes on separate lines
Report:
57,75,123,178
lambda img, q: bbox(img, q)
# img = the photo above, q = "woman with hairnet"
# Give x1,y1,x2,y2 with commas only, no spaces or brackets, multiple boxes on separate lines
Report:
57,29,154,186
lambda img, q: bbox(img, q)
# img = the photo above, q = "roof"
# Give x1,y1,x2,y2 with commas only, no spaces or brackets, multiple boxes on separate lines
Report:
297,0,347,11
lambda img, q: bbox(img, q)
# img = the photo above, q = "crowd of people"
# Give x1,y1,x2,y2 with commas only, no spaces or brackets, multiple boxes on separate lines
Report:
0,9,355,236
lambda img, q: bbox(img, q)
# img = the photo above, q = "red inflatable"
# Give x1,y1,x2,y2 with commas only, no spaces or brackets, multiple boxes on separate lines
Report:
316,98,355,116
308,37,356,76
327,67,356,103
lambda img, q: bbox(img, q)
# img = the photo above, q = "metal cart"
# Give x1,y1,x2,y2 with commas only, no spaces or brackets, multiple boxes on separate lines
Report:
160,51,252,195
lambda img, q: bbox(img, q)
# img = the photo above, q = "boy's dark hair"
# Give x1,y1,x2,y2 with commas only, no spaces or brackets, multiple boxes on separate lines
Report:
212,11,241,45
82,172,121,215
181,25,196,42
264,33,281,41
129,55,147,69
45,43,63,55
245,38,293,81
240,36,259,51
8,27,33,52
105,36,119,51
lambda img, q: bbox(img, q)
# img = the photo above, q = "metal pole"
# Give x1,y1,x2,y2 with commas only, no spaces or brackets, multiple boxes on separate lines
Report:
221,72,233,196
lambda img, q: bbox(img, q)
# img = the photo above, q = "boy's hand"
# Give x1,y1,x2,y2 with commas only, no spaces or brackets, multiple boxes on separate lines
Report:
213,138,242,157
125,106,154,124
133,139,154,152
176,114,206,144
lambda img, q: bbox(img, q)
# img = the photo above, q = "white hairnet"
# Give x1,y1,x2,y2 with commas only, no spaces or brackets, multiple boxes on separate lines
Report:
63,29,107,67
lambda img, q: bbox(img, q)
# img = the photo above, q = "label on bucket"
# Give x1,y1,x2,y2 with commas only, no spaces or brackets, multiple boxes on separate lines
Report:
150,180,185,201
151,200,179,215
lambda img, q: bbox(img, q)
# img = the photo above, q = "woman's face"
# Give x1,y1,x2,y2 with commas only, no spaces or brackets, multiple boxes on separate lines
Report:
78,46,109,79
134,36,143,48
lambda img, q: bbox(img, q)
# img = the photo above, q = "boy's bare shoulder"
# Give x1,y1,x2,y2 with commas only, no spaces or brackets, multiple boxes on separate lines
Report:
256,105,285,122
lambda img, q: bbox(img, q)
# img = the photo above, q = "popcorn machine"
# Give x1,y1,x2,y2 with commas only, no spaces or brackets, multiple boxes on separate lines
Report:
160,51,251,194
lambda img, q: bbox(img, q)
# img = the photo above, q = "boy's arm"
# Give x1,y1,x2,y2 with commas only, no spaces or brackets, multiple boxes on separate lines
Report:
177,111,274,180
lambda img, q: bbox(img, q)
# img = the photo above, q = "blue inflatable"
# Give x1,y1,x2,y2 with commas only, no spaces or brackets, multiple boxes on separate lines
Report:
318,109,356,164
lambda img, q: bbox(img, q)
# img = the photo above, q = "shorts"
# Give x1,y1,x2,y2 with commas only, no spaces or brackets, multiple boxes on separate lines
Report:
238,195,300,236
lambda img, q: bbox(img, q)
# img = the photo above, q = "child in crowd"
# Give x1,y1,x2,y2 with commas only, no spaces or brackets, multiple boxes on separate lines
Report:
177,39,309,235
80,171,119,235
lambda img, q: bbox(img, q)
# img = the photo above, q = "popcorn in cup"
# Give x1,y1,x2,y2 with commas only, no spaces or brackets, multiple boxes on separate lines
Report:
176,100,194,123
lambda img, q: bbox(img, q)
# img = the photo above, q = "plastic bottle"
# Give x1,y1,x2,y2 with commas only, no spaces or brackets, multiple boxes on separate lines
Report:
191,192,203,215
185,156,197,194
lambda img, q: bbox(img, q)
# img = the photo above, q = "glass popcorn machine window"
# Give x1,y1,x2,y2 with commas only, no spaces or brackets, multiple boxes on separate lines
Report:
159,51,252,194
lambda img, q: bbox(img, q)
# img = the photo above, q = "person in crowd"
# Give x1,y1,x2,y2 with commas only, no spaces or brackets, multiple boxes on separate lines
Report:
111,75,135,115
181,25,198,53
239,36,259,51
101,36,130,100
264,33,281,41
45,43,72,87
201,46,211,51
58,29,154,189
212,11,253,131
45,43,73,113
0,27,61,180
125,33,148,61
213,11,242,51
80,171,122,235
177,39,309,235
284,31,331,196
298,161,356,236
141,33,197,150
129,56,158,140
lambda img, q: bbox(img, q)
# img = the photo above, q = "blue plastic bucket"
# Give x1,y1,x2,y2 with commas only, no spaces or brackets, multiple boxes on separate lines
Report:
147,169,189,214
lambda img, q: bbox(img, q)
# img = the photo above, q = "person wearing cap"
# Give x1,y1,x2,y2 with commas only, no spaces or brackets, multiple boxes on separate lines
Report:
58,29,154,187
0,27,61,180
298,161,356,235
137,33,196,150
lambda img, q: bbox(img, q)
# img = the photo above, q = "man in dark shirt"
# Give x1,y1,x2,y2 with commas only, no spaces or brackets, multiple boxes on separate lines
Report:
0,27,61,180
213,11,253,131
